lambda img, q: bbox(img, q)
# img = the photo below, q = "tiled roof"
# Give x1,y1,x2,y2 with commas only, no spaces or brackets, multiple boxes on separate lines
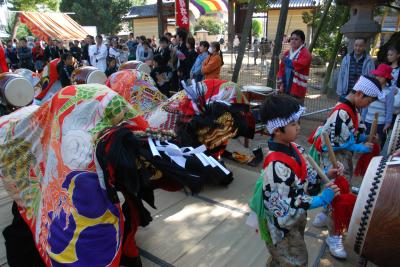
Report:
126,2,175,19
269,0,319,9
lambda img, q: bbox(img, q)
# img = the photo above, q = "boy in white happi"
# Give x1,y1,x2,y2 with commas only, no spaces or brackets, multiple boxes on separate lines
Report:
310,75,384,259
249,94,341,267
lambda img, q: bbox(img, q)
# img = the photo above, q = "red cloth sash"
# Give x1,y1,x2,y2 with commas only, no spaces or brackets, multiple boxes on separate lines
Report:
263,143,307,182
308,103,359,152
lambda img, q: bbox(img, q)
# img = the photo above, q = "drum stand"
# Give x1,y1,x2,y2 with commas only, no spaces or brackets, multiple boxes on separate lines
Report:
356,256,368,267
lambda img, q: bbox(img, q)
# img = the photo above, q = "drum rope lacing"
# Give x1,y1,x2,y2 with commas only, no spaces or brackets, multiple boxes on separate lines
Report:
354,156,388,254
394,131,400,153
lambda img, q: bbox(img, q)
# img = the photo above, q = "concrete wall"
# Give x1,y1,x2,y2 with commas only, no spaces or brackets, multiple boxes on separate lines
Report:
267,9,314,45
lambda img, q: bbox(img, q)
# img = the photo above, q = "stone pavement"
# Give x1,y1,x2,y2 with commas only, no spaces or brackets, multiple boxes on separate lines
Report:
137,119,375,267
136,159,363,267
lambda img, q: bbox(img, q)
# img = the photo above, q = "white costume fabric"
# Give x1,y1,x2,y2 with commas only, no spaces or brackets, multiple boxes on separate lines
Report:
89,43,108,72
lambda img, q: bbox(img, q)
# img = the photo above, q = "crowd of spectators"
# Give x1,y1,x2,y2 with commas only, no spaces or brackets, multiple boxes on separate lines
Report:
1,28,225,97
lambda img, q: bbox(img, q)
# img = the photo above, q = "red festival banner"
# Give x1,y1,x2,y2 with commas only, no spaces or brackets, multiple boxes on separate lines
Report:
176,0,190,30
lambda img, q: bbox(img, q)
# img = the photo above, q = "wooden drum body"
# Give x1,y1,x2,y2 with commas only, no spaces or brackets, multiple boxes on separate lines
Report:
387,114,400,155
71,66,107,85
347,156,400,267
119,60,151,74
0,73,34,109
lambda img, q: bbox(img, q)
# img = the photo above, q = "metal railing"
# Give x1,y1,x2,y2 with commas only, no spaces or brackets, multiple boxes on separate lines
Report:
221,50,336,121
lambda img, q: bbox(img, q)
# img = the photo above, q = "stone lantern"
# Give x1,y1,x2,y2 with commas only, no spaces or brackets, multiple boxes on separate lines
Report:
195,28,209,43
336,0,393,52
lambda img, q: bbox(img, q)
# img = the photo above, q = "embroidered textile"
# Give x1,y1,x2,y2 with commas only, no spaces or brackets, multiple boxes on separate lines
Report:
0,84,148,266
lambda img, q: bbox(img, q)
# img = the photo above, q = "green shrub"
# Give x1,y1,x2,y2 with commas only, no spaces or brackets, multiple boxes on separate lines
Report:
194,16,224,35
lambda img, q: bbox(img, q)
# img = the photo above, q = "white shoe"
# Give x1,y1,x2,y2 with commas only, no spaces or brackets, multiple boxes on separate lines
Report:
312,212,328,228
326,235,347,259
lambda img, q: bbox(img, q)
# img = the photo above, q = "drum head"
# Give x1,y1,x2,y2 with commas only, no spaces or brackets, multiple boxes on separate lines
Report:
87,70,107,85
387,114,400,155
347,156,386,254
242,85,273,93
4,77,34,107
119,61,151,74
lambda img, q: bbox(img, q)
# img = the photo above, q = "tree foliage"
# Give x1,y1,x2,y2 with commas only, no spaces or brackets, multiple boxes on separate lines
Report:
194,16,224,35
8,0,59,11
237,0,274,12
252,19,262,37
16,24,32,39
60,0,141,35
302,3,348,61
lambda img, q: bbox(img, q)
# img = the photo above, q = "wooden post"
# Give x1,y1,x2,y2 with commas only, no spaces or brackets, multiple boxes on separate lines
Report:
231,0,256,83
266,0,290,88
157,0,164,39
228,0,235,52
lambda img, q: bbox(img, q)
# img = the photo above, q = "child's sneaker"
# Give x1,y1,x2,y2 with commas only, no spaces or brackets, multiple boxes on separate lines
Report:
312,212,328,228
326,235,347,259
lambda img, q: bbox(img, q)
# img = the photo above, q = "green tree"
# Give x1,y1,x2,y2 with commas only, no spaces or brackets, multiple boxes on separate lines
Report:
252,19,262,37
60,0,143,35
194,16,224,35
302,3,348,61
8,0,59,11
16,24,32,39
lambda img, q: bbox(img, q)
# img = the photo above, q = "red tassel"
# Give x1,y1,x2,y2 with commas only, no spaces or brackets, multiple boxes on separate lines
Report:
331,193,357,234
334,175,350,194
330,175,357,234
354,142,380,176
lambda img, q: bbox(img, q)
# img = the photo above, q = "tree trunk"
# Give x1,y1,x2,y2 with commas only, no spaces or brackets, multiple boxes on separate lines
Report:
371,7,387,56
231,0,256,83
267,0,290,88
157,0,164,39
227,0,235,52
12,13,20,40
323,7,350,96
309,0,333,53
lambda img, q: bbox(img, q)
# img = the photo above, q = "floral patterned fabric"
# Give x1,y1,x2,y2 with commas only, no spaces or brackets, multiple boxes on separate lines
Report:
0,84,148,266
107,73,248,132
106,69,166,115
36,58,62,103
262,141,320,245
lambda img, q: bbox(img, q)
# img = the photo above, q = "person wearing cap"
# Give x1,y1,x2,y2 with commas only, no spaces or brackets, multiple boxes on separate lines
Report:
336,37,375,97
362,64,394,147
248,94,341,267
309,75,383,260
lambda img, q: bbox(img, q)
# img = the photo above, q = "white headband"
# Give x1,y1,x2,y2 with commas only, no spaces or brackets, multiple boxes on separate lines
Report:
353,76,384,99
266,106,305,134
